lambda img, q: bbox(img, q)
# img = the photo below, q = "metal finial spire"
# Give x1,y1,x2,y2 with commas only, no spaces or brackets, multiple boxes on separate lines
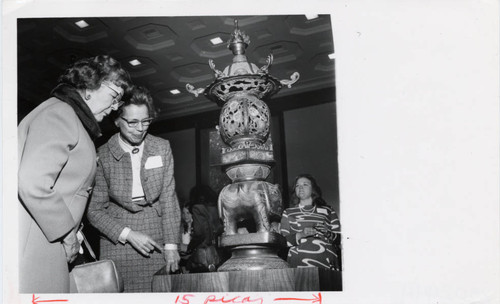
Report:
186,18,299,101
227,19,250,55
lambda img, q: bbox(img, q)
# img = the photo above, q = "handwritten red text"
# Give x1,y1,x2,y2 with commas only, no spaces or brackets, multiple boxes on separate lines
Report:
175,294,195,304
204,295,264,304
32,294,68,304
274,293,322,304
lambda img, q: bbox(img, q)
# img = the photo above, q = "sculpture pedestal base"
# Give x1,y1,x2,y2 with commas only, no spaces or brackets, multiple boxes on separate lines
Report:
218,245,289,271
152,267,342,292
218,232,288,271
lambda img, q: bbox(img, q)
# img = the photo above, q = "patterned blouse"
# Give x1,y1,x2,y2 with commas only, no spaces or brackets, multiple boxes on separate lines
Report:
280,203,341,270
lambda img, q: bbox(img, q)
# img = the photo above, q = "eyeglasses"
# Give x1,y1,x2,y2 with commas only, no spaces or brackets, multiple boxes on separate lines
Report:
102,82,124,108
295,183,311,188
120,117,153,128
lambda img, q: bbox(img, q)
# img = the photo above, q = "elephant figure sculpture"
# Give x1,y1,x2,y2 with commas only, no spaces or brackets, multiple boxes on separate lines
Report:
218,180,283,236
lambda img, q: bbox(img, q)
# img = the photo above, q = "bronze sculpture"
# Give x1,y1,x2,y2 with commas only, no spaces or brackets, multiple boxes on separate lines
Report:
187,20,299,271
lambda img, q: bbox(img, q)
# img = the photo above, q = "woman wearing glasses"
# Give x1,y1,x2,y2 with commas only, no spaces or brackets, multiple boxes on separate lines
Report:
87,86,181,292
18,55,131,293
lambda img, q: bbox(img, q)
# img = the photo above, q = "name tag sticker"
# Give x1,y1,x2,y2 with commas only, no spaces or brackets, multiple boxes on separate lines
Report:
145,155,163,169
317,208,328,215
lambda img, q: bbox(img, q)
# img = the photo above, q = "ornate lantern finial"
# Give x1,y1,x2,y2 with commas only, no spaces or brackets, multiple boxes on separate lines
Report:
227,20,250,56
186,19,301,147
186,19,300,102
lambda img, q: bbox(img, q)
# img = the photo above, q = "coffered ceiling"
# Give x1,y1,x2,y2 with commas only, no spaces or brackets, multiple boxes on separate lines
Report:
17,15,335,124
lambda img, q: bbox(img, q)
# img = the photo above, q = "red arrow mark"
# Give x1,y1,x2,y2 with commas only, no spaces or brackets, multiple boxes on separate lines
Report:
274,293,321,304
32,294,68,304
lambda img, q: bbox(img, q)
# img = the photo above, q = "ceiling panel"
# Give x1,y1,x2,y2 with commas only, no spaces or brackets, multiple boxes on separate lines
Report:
17,15,335,122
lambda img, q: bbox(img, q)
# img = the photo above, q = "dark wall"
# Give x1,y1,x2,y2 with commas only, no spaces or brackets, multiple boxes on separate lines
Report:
156,128,196,205
283,102,339,215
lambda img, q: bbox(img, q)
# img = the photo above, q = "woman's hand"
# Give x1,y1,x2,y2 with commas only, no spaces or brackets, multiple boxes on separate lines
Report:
164,249,180,273
296,226,316,243
303,226,316,237
314,223,339,242
62,230,80,263
126,230,162,257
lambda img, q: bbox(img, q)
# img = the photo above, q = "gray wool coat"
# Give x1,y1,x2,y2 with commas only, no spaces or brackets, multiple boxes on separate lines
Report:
18,98,97,293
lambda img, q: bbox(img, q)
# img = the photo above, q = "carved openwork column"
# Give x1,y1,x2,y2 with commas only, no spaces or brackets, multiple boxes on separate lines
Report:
187,20,299,271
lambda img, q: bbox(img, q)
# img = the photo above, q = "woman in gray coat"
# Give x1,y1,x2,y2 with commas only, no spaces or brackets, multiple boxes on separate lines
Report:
18,55,131,293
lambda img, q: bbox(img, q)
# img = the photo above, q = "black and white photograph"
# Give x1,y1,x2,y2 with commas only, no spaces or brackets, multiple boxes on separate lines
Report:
16,14,341,293
2,1,500,304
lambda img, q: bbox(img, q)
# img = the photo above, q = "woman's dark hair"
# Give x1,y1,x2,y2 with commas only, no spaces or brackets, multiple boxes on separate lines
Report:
181,205,192,233
58,55,132,92
189,184,217,206
113,85,157,119
289,173,326,207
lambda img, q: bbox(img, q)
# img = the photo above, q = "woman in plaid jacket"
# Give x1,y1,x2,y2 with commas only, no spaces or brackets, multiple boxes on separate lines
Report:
87,86,181,292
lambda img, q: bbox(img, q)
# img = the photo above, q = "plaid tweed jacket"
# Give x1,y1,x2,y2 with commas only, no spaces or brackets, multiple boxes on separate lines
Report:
87,133,181,246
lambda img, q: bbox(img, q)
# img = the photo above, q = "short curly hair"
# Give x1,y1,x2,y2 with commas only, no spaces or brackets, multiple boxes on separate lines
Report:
58,55,132,92
113,85,157,119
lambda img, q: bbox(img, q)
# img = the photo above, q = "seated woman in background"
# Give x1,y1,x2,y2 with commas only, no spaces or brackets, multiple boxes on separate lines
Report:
280,174,341,270
180,204,194,253
178,204,193,273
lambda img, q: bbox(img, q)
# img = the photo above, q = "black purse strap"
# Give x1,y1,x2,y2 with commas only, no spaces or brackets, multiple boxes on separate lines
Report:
80,231,97,261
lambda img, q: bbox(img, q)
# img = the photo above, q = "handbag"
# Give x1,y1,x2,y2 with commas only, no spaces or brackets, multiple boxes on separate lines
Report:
188,244,220,272
69,232,124,293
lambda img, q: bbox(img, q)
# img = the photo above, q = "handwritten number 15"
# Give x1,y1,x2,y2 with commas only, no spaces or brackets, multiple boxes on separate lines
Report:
175,294,194,304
